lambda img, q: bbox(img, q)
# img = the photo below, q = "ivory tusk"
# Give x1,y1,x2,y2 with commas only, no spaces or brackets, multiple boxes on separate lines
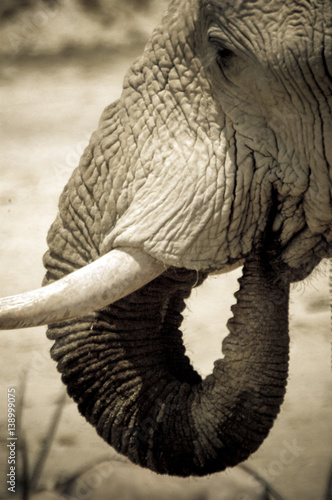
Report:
0,248,166,330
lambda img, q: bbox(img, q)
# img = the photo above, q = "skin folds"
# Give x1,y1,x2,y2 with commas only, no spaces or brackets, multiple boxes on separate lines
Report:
0,0,331,476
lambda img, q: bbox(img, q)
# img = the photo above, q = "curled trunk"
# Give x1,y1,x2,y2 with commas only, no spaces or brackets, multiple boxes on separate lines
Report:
46,249,289,476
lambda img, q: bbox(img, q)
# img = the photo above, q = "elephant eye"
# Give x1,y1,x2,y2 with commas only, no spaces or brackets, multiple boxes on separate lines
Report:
216,46,234,67
208,33,235,70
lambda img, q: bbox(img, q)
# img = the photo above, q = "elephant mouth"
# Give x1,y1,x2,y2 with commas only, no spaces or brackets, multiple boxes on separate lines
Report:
0,234,287,329
0,239,291,476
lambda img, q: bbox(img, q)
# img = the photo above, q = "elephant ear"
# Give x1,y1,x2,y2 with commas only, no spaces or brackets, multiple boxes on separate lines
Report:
43,0,272,275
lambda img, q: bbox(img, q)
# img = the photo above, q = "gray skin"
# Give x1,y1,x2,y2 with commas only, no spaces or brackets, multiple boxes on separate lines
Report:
42,0,331,477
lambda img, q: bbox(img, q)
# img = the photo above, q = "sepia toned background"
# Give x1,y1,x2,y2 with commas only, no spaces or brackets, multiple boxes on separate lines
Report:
0,1,331,498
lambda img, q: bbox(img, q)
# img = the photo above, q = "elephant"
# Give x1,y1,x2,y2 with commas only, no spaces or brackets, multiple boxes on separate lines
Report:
0,0,331,478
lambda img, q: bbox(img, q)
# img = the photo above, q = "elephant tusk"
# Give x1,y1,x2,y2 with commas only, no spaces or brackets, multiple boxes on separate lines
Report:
0,248,166,330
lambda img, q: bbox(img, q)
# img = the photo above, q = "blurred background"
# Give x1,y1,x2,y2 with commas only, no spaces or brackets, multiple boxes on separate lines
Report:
0,1,331,499
0,0,168,58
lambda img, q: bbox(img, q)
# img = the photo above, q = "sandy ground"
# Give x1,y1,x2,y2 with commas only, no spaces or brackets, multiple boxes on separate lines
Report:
0,48,331,499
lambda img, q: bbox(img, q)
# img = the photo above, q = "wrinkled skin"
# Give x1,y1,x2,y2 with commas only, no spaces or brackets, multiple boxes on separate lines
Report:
42,0,331,477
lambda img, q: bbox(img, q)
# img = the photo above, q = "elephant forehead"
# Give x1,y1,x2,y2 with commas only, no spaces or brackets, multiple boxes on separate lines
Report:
204,0,331,60
209,0,329,23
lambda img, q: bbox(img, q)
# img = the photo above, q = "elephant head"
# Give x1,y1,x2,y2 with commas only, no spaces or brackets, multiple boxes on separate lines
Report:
0,0,331,477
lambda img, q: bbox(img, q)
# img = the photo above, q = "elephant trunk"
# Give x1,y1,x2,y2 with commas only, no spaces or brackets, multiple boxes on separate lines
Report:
47,248,289,476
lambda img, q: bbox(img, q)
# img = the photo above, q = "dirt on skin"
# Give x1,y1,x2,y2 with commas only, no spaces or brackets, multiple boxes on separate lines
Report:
0,49,331,499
